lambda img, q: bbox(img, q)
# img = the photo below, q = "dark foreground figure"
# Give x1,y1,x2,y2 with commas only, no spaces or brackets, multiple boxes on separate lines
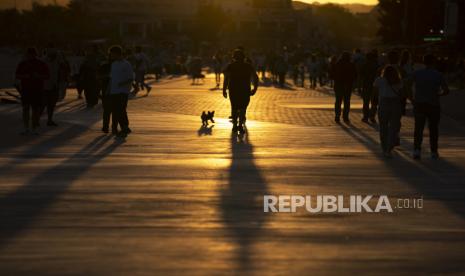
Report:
412,54,449,159
15,48,50,135
107,45,134,138
223,49,259,134
333,52,357,123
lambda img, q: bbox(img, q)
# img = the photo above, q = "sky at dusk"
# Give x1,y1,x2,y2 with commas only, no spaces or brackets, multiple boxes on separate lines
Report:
298,0,377,4
0,0,378,10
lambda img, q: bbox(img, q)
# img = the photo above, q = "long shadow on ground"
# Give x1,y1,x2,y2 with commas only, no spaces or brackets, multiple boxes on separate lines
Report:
220,131,269,274
340,123,465,219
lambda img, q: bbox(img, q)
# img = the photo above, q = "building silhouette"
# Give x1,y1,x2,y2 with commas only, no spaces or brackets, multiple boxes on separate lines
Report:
78,0,300,47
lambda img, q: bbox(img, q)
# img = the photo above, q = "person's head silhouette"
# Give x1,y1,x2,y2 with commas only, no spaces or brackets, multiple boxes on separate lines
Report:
341,52,351,63
26,48,38,60
233,49,245,62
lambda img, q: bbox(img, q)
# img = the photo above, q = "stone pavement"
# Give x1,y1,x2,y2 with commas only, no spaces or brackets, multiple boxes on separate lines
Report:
0,74,464,275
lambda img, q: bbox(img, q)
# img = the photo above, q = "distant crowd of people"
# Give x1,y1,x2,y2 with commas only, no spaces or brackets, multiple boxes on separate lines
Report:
15,44,142,138
326,48,453,160
14,43,463,159
215,46,459,159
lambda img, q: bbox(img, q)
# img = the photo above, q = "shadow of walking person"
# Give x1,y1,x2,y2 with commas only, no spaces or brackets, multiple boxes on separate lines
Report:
340,124,465,219
0,135,124,248
220,131,269,274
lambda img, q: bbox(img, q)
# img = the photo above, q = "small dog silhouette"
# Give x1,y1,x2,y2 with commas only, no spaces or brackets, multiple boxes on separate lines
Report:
201,111,215,125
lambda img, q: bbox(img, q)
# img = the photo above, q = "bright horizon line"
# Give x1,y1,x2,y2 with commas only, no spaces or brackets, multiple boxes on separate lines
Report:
294,0,378,5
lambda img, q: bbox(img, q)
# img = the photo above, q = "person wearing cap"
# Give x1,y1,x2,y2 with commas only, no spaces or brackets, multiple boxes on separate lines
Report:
223,49,259,134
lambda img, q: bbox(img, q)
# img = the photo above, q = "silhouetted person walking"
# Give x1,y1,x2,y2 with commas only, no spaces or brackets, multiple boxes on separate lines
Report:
223,49,259,134
213,52,223,88
361,51,380,123
99,53,117,134
134,46,152,95
108,46,134,138
400,50,414,115
15,48,50,135
412,54,449,159
275,55,288,87
307,55,318,89
43,47,61,126
334,52,357,123
80,48,100,108
373,65,403,158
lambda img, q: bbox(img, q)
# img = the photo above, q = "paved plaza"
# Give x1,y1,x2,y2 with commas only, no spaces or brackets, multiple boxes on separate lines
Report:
0,75,464,275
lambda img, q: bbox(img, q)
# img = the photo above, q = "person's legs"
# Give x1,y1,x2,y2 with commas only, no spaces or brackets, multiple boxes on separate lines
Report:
237,108,247,134
109,95,119,133
112,94,124,133
85,84,98,108
370,91,379,121
238,97,250,126
139,74,146,90
293,71,298,85
342,85,352,121
231,106,239,131
279,73,285,86
46,88,59,125
132,73,141,93
401,97,407,116
118,94,130,133
229,94,239,131
31,104,41,130
141,71,151,91
215,73,220,85
22,102,31,130
83,85,91,105
361,85,370,120
102,96,111,132
388,100,402,151
76,75,83,99
334,84,343,121
378,103,389,153
414,103,427,152
428,105,441,154
91,84,100,107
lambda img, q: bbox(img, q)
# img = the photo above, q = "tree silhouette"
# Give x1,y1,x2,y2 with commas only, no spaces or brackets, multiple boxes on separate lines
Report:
377,0,445,44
